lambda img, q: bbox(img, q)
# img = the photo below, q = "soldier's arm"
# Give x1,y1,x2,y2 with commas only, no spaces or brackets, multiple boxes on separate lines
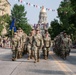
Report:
32,36,35,46
49,38,51,47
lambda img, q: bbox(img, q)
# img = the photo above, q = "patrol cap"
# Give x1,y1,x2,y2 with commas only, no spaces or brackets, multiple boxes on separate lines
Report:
14,32,17,35
36,27,40,31
60,32,63,34
63,32,67,36
18,27,22,30
45,28,48,31
17,30,19,32
31,27,35,30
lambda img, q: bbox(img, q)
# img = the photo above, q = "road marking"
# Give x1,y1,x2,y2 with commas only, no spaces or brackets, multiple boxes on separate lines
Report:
50,51,75,75
10,62,22,75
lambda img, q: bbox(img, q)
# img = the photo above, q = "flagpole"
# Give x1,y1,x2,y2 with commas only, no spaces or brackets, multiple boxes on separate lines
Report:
12,27,14,37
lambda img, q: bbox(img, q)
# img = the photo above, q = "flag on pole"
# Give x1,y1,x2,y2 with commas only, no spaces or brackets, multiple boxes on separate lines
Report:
10,19,15,30
10,18,17,32
14,26,17,32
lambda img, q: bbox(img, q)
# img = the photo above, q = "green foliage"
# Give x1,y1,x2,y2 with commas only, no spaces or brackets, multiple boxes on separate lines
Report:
70,0,76,12
11,4,31,35
49,0,76,39
57,0,74,30
69,0,76,27
0,25,3,35
0,14,10,36
70,0,76,40
18,23,32,35
48,19,62,39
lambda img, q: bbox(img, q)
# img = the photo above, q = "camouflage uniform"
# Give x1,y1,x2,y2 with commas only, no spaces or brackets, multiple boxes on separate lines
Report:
20,30,27,55
31,28,36,58
33,27,42,63
43,32,51,59
67,35,72,55
11,33,18,61
0,36,2,47
22,32,27,55
61,33,69,59
16,30,23,58
19,29,25,56
27,31,34,60
17,34,22,58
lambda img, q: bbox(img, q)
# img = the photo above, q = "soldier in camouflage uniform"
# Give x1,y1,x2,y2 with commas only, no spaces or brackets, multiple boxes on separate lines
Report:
27,29,35,60
30,27,36,59
67,35,72,55
0,36,2,47
19,29,27,55
26,27,35,59
61,32,69,59
11,33,18,61
43,31,51,59
18,28,23,52
33,27,42,63
16,28,23,58
22,32,27,55
16,30,22,58
43,28,50,38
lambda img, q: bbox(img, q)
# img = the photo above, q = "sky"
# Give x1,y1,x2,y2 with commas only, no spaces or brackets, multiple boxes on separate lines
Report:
8,0,63,25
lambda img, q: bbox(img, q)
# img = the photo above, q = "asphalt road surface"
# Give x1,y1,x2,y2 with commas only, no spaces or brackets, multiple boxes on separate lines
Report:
0,48,76,75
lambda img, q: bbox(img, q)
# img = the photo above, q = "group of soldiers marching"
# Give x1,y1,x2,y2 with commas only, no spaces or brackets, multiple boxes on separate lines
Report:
12,28,27,61
11,27,51,63
0,36,11,48
53,31,72,59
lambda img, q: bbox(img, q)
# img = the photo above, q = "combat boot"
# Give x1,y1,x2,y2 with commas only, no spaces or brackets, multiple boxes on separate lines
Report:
31,56,34,59
30,55,32,59
12,58,15,61
18,54,21,59
27,56,30,60
45,56,47,60
34,60,37,63
20,54,22,58
12,58,16,61
37,59,39,62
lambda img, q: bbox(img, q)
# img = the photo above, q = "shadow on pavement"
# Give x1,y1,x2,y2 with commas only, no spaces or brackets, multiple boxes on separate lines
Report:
51,49,76,66
28,69,71,75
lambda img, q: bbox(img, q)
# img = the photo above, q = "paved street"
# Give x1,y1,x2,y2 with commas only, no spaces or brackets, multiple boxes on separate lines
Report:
0,48,76,75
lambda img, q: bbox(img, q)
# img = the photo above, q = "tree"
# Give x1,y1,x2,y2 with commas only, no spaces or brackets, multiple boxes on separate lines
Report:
48,19,62,39
0,24,3,35
70,0,76,12
57,0,74,34
0,14,11,36
11,4,32,35
48,0,76,39
69,0,76,26
70,0,76,40
0,0,10,36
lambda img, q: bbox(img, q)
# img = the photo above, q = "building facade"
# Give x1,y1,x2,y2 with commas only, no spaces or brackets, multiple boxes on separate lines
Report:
0,0,11,36
37,6,48,34
0,0,11,16
38,6,47,24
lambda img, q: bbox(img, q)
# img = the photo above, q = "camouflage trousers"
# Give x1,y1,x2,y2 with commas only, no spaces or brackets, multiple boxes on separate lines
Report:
12,49,18,59
33,46,41,60
22,43,25,55
43,47,50,57
27,45,34,58
27,45,31,57
17,48,22,58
